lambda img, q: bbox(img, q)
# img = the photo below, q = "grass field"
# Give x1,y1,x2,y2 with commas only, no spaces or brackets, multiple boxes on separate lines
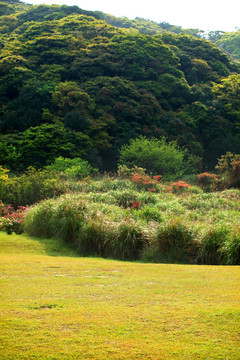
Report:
0,232,240,359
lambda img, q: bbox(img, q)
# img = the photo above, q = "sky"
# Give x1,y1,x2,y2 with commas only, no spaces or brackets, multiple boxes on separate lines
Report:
26,0,240,32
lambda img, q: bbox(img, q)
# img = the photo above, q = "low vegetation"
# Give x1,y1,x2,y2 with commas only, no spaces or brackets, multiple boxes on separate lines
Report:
0,152,240,265
0,232,239,360
21,174,240,265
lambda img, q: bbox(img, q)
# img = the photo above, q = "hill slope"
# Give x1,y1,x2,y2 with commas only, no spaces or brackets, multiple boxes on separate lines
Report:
0,2,240,171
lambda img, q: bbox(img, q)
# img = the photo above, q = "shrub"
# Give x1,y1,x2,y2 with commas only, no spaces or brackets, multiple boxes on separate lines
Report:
0,203,28,234
215,152,240,175
117,164,146,179
45,156,97,179
117,164,133,179
197,172,221,191
169,180,190,193
0,167,66,207
214,152,240,189
0,165,9,183
227,160,240,188
118,136,187,180
131,173,161,192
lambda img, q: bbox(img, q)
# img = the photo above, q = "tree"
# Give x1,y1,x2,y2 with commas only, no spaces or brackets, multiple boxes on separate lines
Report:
64,110,90,131
52,81,93,115
212,74,240,125
1,80,55,132
17,123,93,169
0,141,21,170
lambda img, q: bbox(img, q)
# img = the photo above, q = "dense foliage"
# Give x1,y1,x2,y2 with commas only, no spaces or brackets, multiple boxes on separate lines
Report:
216,30,240,63
119,136,190,179
0,0,240,172
0,166,66,207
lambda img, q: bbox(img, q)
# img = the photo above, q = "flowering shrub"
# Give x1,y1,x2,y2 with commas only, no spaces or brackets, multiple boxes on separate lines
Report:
169,181,190,193
131,173,162,192
0,202,28,234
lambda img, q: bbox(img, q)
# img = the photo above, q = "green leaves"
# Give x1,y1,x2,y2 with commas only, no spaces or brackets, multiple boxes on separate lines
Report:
45,156,97,179
17,123,93,169
119,136,187,179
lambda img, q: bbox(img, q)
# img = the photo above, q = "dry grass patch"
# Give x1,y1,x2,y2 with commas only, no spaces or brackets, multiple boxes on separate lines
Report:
0,232,239,359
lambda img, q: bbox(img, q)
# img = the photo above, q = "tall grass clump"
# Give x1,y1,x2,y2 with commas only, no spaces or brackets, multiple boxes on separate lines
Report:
24,195,87,245
24,194,148,261
112,189,139,208
107,220,147,260
224,230,240,265
141,220,197,264
77,218,114,257
197,226,229,265
24,200,56,238
136,206,162,223
52,197,86,245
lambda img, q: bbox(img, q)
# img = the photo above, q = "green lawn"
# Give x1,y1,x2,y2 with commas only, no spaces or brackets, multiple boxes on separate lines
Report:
0,232,239,359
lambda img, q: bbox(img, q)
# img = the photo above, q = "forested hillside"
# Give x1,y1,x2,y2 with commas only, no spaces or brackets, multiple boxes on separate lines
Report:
216,30,240,63
0,0,240,171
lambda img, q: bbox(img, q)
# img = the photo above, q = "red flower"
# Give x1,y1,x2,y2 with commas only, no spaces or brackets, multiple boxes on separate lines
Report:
170,181,190,191
132,201,141,208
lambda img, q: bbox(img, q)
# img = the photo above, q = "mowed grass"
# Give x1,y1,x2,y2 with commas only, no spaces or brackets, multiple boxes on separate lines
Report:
0,232,239,360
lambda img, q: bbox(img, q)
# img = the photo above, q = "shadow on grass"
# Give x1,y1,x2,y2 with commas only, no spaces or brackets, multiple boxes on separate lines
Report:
0,231,80,258
0,231,142,264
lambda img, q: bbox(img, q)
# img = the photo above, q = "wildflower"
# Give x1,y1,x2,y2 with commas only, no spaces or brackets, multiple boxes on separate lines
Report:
131,201,141,208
